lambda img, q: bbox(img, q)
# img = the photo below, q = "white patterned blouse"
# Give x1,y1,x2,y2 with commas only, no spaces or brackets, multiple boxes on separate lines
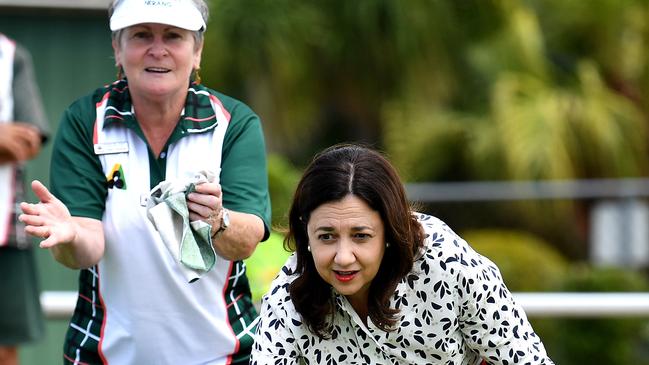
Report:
251,213,555,365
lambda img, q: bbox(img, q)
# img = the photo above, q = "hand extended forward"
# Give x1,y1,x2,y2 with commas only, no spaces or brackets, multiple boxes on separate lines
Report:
19,180,104,269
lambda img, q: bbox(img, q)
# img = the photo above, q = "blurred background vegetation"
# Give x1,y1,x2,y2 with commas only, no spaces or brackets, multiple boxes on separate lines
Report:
4,0,649,363
204,0,649,256
226,0,649,363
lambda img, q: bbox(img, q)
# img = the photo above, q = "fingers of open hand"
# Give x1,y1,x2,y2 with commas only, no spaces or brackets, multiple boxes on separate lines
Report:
20,212,58,247
20,200,61,220
24,225,51,242
37,236,63,249
30,181,58,205
18,206,45,225
19,200,71,247
23,220,69,249
20,201,40,215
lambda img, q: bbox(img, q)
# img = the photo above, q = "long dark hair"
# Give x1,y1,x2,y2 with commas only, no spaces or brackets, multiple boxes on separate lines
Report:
285,144,425,338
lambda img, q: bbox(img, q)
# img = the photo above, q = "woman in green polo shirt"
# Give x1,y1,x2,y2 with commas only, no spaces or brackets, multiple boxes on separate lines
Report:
18,1,271,364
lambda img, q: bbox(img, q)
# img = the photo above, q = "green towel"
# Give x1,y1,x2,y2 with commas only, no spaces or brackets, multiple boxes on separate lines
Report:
146,170,218,283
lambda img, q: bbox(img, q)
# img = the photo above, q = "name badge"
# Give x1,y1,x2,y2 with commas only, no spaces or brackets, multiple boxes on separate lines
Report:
94,142,129,155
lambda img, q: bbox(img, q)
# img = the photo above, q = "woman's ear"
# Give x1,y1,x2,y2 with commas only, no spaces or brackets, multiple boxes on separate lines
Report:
112,38,121,66
193,40,204,70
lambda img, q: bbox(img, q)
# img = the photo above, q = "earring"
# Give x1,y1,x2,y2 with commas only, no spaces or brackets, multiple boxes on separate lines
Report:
307,245,311,252
386,242,391,248
116,65,124,80
193,68,202,84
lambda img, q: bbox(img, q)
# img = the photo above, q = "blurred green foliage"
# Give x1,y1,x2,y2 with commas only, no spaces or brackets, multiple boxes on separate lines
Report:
203,0,649,175
547,266,649,365
267,153,301,228
245,231,291,303
202,0,649,259
246,154,300,303
462,229,568,291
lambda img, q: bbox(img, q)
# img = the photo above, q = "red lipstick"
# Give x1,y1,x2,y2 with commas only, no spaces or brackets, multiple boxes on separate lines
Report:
334,271,357,282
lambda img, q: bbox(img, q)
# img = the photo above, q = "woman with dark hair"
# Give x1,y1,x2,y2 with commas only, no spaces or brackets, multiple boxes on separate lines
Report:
251,144,554,364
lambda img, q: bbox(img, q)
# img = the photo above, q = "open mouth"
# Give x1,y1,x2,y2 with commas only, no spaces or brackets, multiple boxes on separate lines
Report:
145,67,171,73
333,270,358,282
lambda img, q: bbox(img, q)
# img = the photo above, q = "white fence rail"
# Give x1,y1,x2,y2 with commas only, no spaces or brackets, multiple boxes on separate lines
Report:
514,293,649,317
42,291,77,320
42,291,649,320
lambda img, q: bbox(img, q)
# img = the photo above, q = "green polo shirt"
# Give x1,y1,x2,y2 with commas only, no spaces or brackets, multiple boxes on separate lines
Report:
50,81,271,240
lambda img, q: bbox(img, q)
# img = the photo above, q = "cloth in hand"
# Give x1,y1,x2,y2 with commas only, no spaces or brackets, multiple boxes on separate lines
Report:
146,170,218,283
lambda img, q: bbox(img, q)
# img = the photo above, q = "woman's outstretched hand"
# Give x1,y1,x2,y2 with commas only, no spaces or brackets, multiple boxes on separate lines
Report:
19,180,76,248
19,180,105,269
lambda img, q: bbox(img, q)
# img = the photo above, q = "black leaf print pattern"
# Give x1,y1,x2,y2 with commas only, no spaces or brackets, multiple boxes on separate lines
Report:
433,279,451,298
271,285,281,295
413,334,425,345
422,308,434,325
416,289,428,302
269,318,282,331
314,349,322,363
421,259,430,275
394,290,407,309
430,232,444,247
406,273,419,289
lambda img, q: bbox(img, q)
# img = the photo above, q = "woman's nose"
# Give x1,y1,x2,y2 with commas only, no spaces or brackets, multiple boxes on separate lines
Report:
333,240,355,266
148,38,168,57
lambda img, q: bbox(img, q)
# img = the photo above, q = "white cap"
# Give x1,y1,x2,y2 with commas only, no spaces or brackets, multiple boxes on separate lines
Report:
110,0,206,32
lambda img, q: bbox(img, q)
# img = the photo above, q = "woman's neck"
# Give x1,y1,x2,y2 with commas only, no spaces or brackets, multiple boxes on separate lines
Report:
131,93,185,157
347,294,369,326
